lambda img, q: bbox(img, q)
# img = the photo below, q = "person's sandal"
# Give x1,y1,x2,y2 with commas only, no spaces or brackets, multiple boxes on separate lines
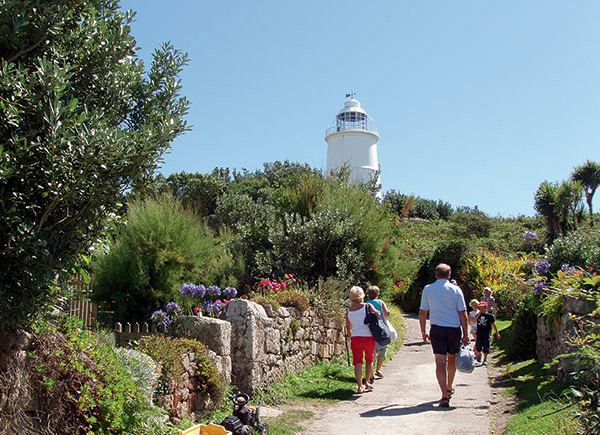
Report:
365,384,374,391
375,371,384,378
356,387,365,394
447,388,455,398
439,397,450,408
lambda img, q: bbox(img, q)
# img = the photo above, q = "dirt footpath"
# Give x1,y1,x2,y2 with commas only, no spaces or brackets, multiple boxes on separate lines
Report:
296,314,491,435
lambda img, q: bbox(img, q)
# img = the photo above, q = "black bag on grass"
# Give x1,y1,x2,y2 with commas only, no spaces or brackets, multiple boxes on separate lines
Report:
364,305,391,346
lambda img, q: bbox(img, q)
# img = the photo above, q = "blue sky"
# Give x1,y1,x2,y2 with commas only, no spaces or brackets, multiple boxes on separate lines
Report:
121,0,600,217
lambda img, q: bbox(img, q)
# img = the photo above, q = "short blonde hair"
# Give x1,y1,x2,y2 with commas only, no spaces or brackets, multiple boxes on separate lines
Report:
349,286,365,304
470,299,479,308
367,285,380,300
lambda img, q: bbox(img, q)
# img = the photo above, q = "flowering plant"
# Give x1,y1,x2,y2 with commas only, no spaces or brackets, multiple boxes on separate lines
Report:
256,274,295,294
150,301,181,332
180,283,238,317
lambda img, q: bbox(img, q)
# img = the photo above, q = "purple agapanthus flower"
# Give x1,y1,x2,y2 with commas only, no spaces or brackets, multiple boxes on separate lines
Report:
193,284,207,298
180,283,195,296
165,301,181,315
207,285,221,297
150,309,171,330
523,231,538,243
203,300,213,313
535,260,551,275
223,287,238,299
561,264,576,275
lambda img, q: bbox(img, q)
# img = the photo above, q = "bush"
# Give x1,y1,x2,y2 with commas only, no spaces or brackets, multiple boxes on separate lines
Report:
507,292,540,360
92,194,240,322
13,316,167,435
545,228,600,274
394,239,471,312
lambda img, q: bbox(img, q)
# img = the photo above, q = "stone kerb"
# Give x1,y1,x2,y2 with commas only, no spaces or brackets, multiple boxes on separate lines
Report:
170,315,232,385
221,299,345,395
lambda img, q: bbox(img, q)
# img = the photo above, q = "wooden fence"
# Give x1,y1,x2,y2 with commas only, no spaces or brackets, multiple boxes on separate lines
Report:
67,297,98,329
114,322,154,347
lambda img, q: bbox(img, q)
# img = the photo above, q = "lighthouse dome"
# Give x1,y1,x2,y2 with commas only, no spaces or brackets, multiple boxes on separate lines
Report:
326,98,378,137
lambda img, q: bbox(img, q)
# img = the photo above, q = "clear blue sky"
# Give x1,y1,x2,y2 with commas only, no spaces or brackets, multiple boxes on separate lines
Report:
121,0,600,217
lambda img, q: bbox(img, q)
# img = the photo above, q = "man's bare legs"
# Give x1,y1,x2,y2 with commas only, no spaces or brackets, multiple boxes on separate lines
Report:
434,353,457,400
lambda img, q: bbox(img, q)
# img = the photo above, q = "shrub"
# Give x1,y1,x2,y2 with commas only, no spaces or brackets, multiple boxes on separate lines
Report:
19,316,166,434
507,292,540,360
394,239,472,312
92,194,239,322
545,228,600,274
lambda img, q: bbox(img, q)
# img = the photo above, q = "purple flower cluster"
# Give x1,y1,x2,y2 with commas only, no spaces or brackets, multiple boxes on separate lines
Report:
561,263,576,275
207,285,221,297
523,231,538,243
223,287,238,299
534,280,547,294
180,283,207,298
150,309,171,330
165,301,181,315
535,260,551,275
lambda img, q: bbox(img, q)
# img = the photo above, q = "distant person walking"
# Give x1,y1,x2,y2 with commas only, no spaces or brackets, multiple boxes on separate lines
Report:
481,287,498,316
346,286,380,394
365,285,391,380
474,301,500,366
419,263,469,407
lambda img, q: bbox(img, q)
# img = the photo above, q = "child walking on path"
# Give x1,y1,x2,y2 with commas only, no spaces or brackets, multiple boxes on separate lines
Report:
468,299,479,343
474,301,500,366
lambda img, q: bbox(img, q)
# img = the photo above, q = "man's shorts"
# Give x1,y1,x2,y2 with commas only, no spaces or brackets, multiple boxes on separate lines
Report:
475,333,491,354
430,325,461,355
350,336,376,365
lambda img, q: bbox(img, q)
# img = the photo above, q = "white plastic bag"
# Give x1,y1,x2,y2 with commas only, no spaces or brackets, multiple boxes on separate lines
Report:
387,320,397,342
456,346,475,373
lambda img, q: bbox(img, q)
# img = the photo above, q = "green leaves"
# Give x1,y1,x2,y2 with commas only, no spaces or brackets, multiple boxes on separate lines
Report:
0,0,190,330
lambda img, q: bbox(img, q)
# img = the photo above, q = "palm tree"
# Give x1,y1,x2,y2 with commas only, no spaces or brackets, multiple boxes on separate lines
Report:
572,160,600,227
534,181,561,242
556,179,584,232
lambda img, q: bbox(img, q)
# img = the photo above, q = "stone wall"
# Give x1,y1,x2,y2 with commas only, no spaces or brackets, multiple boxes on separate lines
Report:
221,299,346,394
537,294,598,379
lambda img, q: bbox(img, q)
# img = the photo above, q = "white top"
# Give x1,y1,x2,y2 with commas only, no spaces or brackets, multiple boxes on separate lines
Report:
420,279,467,328
348,306,372,337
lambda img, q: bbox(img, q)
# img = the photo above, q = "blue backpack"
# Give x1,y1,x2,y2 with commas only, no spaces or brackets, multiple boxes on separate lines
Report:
364,305,391,346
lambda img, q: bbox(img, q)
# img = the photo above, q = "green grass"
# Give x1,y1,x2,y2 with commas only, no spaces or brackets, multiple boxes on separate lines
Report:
492,320,580,435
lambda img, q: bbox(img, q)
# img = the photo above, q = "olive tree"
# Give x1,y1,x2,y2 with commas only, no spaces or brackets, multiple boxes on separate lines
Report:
0,0,189,329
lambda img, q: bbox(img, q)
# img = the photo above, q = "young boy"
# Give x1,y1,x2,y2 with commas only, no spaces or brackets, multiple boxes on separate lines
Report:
474,301,500,366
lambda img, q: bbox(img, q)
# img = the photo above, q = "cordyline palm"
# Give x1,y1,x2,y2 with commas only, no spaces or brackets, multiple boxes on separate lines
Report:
572,160,600,227
534,181,561,242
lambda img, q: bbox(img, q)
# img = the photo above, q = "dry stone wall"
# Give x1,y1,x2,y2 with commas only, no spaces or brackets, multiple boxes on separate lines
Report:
221,299,346,394
537,294,598,380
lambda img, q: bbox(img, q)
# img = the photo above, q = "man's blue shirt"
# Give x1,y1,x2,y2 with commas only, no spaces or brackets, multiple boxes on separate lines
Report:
420,279,467,328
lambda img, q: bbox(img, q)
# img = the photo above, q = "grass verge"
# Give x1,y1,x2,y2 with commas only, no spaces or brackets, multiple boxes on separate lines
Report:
491,319,580,435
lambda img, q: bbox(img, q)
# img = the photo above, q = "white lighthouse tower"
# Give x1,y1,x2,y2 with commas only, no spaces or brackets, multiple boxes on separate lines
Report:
325,94,380,196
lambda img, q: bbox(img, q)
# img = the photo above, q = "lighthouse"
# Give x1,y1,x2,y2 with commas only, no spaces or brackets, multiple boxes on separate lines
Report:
325,95,380,196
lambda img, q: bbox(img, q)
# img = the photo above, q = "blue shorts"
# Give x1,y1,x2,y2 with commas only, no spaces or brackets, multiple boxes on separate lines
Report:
430,325,461,355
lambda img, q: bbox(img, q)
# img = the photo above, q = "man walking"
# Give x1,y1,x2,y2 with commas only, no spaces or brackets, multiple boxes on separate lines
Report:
419,263,469,407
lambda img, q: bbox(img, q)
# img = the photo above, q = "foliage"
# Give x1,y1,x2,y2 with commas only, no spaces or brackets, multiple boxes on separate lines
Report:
393,239,472,312
180,283,238,317
92,194,240,322
383,190,453,220
545,228,600,274
571,160,600,228
507,292,541,360
460,250,534,317
115,347,160,404
152,172,228,218
449,210,492,238
0,0,189,330
139,335,225,408
535,180,586,243
21,316,167,434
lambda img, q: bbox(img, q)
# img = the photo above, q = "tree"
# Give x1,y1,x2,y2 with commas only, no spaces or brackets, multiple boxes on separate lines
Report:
534,181,561,242
0,0,190,329
572,160,600,227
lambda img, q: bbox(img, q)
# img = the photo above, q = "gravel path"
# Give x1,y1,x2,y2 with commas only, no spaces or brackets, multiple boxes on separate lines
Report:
296,313,491,434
